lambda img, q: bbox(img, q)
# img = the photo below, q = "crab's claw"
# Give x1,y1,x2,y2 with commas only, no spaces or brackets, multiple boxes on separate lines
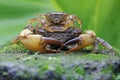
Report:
63,37,82,54
64,30,96,54
12,29,63,53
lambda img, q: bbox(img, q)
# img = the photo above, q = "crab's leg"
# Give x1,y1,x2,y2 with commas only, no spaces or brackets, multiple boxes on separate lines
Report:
27,14,45,24
63,15,82,31
27,18,39,24
96,37,113,51
27,15,53,32
92,40,99,53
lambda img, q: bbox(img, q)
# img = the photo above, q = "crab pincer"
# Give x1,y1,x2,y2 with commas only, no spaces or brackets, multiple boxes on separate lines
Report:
64,30,97,54
12,29,63,53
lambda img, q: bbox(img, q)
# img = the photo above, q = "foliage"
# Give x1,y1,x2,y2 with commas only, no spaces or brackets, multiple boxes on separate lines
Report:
0,0,120,49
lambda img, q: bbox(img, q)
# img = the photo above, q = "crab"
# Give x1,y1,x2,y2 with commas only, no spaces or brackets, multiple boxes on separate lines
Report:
12,12,114,54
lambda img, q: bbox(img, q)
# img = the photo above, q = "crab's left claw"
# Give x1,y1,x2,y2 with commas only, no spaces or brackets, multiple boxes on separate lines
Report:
12,29,63,53
63,37,82,54
64,30,96,54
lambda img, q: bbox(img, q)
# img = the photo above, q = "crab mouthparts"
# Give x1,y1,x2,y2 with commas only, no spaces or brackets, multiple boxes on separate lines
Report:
54,18,61,23
49,25,64,31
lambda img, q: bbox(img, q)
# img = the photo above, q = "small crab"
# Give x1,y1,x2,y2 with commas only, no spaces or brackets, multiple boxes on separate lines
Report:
12,12,114,54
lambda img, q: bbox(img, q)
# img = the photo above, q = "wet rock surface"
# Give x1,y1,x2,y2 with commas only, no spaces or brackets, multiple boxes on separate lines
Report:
0,45,120,80
0,58,119,80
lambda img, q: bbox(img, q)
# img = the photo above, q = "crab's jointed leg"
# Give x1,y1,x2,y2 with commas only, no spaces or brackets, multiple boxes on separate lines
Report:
92,39,99,53
27,14,46,24
27,15,52,32
96,37,113,52
63,15,82,31
12,29,63,53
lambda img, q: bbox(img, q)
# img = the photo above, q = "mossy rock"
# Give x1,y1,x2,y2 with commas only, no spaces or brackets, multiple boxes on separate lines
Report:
0,44,120,80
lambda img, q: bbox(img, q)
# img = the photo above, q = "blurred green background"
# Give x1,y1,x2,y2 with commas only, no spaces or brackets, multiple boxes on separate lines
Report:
0,0,120,49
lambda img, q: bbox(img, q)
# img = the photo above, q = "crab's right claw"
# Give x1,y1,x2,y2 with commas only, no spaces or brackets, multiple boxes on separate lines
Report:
42,37,63,53
20,35,63,53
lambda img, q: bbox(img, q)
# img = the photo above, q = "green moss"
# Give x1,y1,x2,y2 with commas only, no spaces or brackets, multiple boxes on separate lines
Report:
0,44,120,79
114,48,120,57
0,44,26,53
101,65,113,74
2,71,8,76
80,54,109,60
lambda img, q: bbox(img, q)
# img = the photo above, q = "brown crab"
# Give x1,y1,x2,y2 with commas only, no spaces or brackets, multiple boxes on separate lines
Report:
12,12,114,54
